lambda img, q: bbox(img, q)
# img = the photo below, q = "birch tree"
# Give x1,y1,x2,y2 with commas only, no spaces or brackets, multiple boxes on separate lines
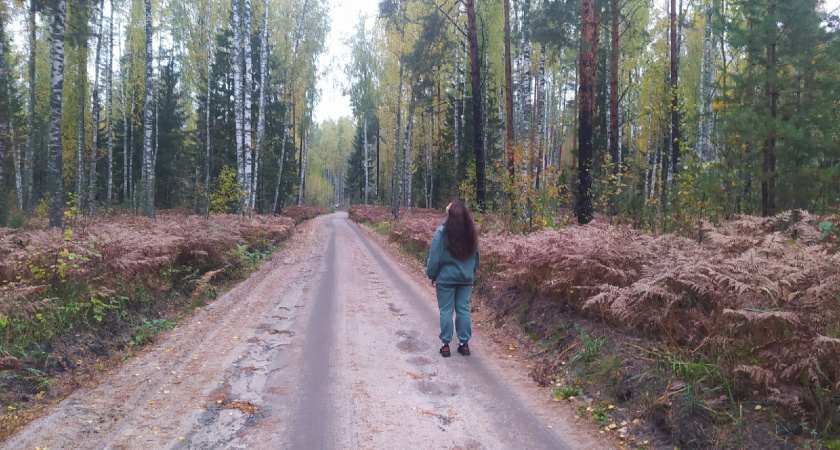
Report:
232,0,244,209
697,1,714,164
88,0,104,215
25,0,37,209
504,0,515,180
142,0,155,218
106,0,115,207
48,0,68,227
242,0,253,211
254,3,268,211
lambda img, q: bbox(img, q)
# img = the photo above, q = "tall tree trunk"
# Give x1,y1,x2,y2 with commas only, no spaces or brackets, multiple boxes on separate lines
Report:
364,116,369,204
575,0,599,225
25,0,37,209
762,1,777,217
609,0,620,175
88,0,104,215
521,0,532,143
504,0,515,180
669,0,680,179
205,10,212,217
154,37,160,206
232,0,244,209
391,65,403,220
130,83,135,211
557,67,568,169
453,22,461,178
0,15,21,210
535,45,545,190
106,0,114,207
142,0,155,218
406,104,414,212
255,2,268,212
76,77,85,204
571,56,579,169
465,0,485,209
243,0,253,211
644,77,654,204
697,3,714,163
272,111,289,213
122,48,128,204
48,0,68,227
297,126,308,205
400,94,412,207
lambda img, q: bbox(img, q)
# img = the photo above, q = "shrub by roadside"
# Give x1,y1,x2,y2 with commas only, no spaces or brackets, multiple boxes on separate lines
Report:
280,205,329,225
0,211,298,438
348,204,840,448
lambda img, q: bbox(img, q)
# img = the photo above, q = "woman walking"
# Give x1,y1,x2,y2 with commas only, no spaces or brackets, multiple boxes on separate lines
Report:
426,200,480,357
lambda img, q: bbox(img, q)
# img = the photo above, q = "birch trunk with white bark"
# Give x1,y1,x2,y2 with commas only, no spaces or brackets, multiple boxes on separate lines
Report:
698,2,714,163
521,0,532,143
297,129,308,205
272,112,289,213
243,0,253,211
106,0,114,207
47,0,67,227
255,3,268,212
453,25,460,175
142,0,155,218
76,80,85,204
364,116,369,204
232,0,244,209
25,0,37,209
391,66,403,220
535,45,545,189
88,0,104,215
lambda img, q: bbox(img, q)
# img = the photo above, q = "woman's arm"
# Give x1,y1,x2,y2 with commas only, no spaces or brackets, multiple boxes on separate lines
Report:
425,228,443,280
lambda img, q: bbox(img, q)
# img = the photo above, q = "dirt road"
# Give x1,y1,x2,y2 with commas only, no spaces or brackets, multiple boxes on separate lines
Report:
3,213,611,449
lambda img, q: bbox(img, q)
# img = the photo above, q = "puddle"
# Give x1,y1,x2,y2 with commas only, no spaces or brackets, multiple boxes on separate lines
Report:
407,356,433,366
417,380,459,396
396,338,429,353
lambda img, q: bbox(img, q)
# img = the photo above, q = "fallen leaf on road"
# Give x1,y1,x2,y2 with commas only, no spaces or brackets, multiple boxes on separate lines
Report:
210,392,230,406
223,401,258,416
267,329,294,336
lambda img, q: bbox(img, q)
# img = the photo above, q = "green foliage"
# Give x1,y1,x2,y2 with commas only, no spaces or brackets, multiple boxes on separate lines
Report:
373,221,392,235
553,385,582,400
569,327,605,367
210,165,243,214
235,243,269,268
130,318,176,347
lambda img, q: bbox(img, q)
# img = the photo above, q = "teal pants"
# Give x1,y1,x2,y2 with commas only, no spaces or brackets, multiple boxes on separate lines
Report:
436,283,472,344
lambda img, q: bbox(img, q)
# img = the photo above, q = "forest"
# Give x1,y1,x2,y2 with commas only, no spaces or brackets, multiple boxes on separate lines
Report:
1,0,840,445
0,0,838,228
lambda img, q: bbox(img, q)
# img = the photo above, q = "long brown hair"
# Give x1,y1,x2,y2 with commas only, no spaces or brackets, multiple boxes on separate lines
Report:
443,200,478,260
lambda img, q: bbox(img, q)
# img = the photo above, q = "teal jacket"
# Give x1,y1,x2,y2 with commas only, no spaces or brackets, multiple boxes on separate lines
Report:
425,220,480,285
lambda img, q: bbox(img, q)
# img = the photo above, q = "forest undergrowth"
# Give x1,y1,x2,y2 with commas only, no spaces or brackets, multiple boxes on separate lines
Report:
349,204,840,449
0,207,322,439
